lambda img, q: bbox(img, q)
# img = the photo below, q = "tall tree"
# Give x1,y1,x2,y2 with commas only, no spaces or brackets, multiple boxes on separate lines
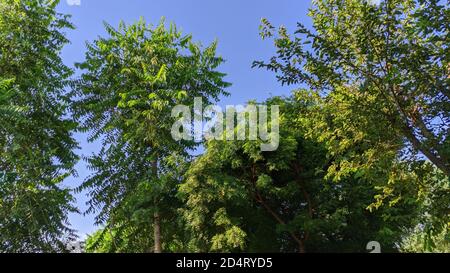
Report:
254,0,449,247
74,19,230,252
254,0,449,176
0,0,78,252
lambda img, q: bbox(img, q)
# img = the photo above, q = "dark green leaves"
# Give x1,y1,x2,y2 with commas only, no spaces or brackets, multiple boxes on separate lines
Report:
0,0,78,252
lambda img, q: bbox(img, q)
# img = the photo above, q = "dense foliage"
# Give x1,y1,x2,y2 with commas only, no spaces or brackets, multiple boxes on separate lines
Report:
1,0,448,253
255,0,449,175
179,97,420,253
254,0,449,250
0,0,78,252
73,19,230,252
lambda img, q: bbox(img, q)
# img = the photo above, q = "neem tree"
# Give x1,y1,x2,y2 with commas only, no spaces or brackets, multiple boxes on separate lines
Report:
74,19,230,252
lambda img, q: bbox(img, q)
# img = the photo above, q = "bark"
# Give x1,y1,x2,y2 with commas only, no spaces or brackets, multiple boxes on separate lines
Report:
153,211,162,253
388,86,450,176
401,125,450,177
151,158,162,253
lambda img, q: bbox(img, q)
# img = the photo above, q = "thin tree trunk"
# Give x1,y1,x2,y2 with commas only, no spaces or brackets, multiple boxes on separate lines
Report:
387,85,450,176
298,241,305,254
154,211,162,253
151,158,162,253
250,164,306,253
402,125,450,176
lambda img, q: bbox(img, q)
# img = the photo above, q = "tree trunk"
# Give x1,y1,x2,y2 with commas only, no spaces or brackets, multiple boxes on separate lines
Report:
388,85,450,176
151,157,162,253
154,211,162,253
298,241,305,254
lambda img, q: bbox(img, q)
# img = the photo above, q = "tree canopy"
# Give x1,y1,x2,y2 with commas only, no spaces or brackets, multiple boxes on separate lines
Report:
254,0,449,250
179,97,420,253
0,0,78,252
73,19,230,253
1,0,448,253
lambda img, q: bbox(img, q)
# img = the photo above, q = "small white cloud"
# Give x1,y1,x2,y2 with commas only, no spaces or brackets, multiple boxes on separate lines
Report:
66,0,81,6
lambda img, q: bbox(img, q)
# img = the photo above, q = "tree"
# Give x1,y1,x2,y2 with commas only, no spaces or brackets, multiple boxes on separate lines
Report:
293,88,450,248
74,19,230,252
180,97,420,252
254,0,449,176
0,0,78,252
254,0,449,248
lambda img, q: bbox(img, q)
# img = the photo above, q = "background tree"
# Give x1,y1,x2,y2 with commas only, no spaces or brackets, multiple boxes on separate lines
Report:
0,0,78,252
180,97,420,253
402,227,450,253
74,19,230,252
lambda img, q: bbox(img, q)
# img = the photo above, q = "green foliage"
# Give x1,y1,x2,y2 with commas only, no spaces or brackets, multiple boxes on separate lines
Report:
85,227,154,253
0,0,78,252
1,0,447,254
255,0,449,250
180,97,419,252
0,77,24,132
74,18,230,252
255,0,449,174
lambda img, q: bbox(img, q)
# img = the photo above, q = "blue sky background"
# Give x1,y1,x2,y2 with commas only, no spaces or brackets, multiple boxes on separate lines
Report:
57,0,313,239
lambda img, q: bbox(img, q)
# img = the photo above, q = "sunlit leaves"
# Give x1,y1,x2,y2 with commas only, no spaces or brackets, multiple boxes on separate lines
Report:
74,18,230,252
256,0,449,250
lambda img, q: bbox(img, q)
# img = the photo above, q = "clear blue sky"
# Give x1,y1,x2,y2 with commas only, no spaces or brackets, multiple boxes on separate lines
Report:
57,0,313,239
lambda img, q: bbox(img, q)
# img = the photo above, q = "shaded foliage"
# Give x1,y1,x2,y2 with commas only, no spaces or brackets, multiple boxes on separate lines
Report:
0,0,78,252
180,97,420,252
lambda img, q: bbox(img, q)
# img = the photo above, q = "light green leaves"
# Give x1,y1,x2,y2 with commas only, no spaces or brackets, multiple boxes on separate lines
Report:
75,18,230,253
